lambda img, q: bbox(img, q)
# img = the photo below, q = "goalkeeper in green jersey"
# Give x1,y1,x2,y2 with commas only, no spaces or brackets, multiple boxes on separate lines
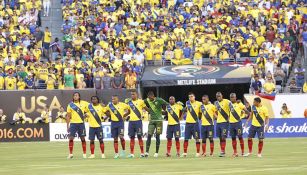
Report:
144,91,168,158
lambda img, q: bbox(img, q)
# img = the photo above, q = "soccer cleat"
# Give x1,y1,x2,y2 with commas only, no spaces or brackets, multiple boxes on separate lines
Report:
209,154,214,157
67,154,73,159
166,153,171,157
88,154,95,159
120,150,126,158
153,153,159,158
257,154,262,158
176,153,180,157
243,153,251,157
140,154,145,158
195,153,200,157
180,153,187,158
83,154,87,159
232,153,239,158
114,154,120,159
219,153,226,157
144,152,149,157
202,153,207,157
127,154,135,158
101,154,106,159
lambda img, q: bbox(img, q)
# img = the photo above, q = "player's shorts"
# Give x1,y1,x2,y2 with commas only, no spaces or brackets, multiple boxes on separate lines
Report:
184,122,200,140
89,126,103,140
148,121,163,135
166,124,181,139
201,125,214,140
248,125,265,139
43,42,50,49
111,121,124,138
128,120,143,138
216,122,229,138
69,123,86,137
229,121,243,138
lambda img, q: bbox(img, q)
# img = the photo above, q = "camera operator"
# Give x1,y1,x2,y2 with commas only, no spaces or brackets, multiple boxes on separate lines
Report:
38,106,51,123
11,108,26,125
0,109,7,124
55,106,67,123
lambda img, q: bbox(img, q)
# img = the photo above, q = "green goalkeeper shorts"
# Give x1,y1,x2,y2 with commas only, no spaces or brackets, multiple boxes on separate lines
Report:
148,121,163,136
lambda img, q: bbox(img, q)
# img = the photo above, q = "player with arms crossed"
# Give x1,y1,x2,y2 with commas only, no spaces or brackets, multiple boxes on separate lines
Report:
229,93,249,157
126,90,148,158
244,97,269,158
144,91,168,158
199,95,217,157
181,92,202,158
66,92,88,159
85,96,106,159
214,92,230,157
166,96,183,157
105,95,130,159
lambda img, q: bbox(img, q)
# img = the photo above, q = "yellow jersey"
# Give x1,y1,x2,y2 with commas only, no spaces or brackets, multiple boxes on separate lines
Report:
200,103,217,126
0,76,4,90
40,111,50,123
127,99,146,121
106,102,129,122
185,100,202,124
67,100,88,124
215,99,230,123
166,103,183,125
251,105,269,127
85,103,106,128
229,102,245,123
17,81,26,90
5,77,16,90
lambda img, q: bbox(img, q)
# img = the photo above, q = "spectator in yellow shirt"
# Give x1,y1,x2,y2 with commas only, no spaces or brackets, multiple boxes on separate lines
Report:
263,78,276,94
17,77,26,90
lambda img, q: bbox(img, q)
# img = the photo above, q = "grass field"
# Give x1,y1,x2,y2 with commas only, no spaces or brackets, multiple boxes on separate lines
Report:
0,138,307,175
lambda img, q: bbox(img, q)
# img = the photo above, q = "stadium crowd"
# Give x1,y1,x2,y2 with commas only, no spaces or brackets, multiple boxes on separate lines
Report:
0,0,306,91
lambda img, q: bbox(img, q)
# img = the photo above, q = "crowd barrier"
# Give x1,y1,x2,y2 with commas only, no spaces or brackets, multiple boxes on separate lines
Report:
1,118,306,142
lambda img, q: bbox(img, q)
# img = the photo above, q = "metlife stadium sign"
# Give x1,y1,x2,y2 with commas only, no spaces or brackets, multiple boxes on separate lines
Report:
49,118,307,142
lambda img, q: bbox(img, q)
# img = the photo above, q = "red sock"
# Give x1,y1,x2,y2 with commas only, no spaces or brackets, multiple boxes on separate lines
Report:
100,142,104,154
120,138,125,150
258,140,263,154
175,139,180,154
90,142,95,154
221,139,226,153
183,140,188,153
202,142,206,154
196,142,200,153
69,140,74,154
248,139,253,153
239,138,244,155
167,139,172,154
138,137,144,154
114,140,119,153
210,141,214,155
81,141,86,154
232,139,237,154
130,138,135,154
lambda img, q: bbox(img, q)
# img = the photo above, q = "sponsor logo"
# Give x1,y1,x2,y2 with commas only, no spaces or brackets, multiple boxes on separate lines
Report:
153,65,219,78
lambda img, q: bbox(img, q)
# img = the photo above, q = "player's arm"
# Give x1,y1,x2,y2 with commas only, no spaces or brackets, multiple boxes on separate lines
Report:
244,110,253,128
123,104,131,120
264,109,270,131
213,105,218,119
66,112,71,133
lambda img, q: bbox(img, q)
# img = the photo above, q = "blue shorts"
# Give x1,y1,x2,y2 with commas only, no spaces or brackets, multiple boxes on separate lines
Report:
229,121,243,138
184,122,200,140
167,124,181,139
43,42,50,49
111,121,124,138
201,125,214,139
89,127,103,141
128,120,143,138
248,125,265,139
69,123,86,138
216,122,229,138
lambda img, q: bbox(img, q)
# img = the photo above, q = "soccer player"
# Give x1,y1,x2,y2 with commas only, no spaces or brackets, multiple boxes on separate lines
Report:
144,91,167,158
229,93,249,157
166,96,183,157
66,92,88,159
244,97,269,158
85,96,106,159
199,95,217,157
126,90,148,158
181,92,202,158
214,92,230,157
105,95,130,159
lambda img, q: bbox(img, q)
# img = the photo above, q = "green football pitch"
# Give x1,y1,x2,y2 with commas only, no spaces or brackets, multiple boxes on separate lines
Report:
0,138,306,175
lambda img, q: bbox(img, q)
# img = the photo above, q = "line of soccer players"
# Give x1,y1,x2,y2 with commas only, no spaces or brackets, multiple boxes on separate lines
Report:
66,90,269,159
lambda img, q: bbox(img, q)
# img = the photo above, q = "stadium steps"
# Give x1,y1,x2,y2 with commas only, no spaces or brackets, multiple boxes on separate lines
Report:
41,0,63,49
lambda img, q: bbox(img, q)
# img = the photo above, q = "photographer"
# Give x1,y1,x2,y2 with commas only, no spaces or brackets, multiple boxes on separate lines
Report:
0,109,7,124
280,103,291,118
11,108,27,125
38,106,51,123
55,106,67,123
